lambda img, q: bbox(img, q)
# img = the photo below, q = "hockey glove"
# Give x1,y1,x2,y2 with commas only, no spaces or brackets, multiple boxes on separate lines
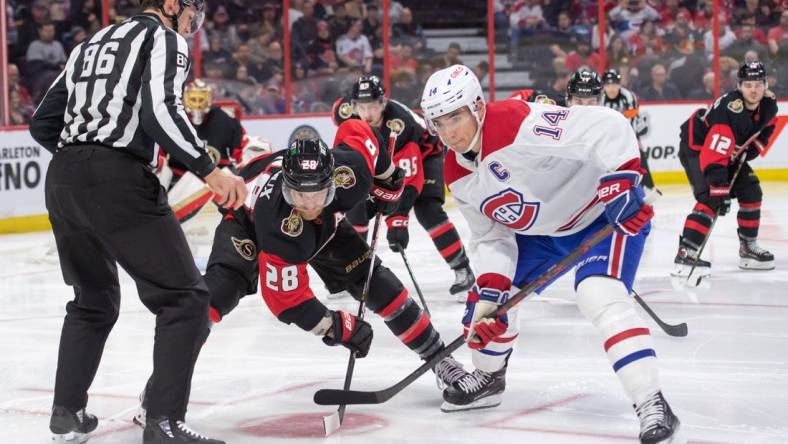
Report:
708,185,731,216
463,273,511,350
370,167,405,216
597,170,654,235
744,139,766,161
386,215,409,252
322,310,373,358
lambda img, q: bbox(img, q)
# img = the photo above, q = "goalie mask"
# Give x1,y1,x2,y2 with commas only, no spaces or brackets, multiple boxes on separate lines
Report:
184,79,213,125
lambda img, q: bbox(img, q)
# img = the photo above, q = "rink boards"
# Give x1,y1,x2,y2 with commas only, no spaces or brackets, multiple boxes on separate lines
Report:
1,101,786,233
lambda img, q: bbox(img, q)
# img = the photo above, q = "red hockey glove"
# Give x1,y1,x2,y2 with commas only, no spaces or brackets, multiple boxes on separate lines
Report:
463,273,511,350
370,167,405,216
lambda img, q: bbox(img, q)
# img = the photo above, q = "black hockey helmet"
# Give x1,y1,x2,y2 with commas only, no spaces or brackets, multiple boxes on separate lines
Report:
566,68,603,100
282,138,336,207
352,75,386,102
602,68,622,84
142,0,205,36
737,61,766,83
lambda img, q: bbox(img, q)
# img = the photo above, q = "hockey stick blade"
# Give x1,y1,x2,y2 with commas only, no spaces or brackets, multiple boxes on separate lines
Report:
314,336,466,406
632,292,688,337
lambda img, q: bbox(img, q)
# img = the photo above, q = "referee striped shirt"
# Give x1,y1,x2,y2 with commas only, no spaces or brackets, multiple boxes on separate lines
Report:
30,13,214,177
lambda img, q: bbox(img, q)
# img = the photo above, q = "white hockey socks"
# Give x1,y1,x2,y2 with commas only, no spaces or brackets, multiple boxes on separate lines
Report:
576,276,660,405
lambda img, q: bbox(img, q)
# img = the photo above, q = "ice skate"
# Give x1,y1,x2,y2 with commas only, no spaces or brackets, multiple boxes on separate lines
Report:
433,355,470,390
634,391,680,444
671,238,711,279
143,417,224,444
50,405,98,444
441,367,506,412
739,239,774,270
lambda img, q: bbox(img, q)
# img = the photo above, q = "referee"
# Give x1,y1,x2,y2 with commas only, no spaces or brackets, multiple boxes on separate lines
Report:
29,1,241,443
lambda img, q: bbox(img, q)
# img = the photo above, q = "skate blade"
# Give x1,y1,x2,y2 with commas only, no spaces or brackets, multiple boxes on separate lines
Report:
739,259,775,270
670,264,711,278
440,394,501,413
52,431,90,444
322,411,341,436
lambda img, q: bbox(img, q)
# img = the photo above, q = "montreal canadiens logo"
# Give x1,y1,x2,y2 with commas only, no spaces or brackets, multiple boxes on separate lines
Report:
480,188,540,231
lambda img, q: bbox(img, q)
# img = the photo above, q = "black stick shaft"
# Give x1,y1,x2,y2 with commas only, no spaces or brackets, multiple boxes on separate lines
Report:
400,250,431,317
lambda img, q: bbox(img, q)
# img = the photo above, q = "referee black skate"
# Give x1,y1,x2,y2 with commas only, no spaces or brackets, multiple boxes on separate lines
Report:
29,1,246,443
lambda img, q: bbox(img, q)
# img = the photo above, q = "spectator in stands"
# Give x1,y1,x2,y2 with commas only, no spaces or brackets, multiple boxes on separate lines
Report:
391,7,426,53
390,42,418,75
329,1,353,39
267,41,285,75
703,13,736,58
345,0,366,19
289,0,304,29
233,43,268,84
363,3,381,39
208,5,241,53
725,23,768,62
26,22,67,71
687,71,715,99
474,60,490,83
389,0,405,24
204,34,235,79
562,31,602,73
7,63,34,116
738,13,768,45
440,42,464,69
9,87,32,125
628,19,665,57
391,68,421,108
608,0,660,40
542,0,571,27
292,0,319,60
756,0,779,28
658,0,683,30
767,10,787,57
69,0,101,37
65,25,87,54
641,63,681,100
509,0,545,57
336,19,373,72
607,34,632,67
248,29,275,65
261,81,286,114
734,0,760,24
260,3,283,42
16,0,54,58
292,62,320,113
767,67,785,97
307,20,338,74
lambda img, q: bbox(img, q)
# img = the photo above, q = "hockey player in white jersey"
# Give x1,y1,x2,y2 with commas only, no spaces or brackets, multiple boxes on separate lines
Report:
421,65,679,444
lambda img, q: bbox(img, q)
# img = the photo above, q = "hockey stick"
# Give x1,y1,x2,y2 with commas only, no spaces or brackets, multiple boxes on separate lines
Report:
684,135,757,287
322,132,399,435
631,290,688,337
314,224,617,406
399,250,431,317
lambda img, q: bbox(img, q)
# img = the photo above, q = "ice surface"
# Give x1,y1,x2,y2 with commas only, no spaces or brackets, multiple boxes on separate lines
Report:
2,184,787,443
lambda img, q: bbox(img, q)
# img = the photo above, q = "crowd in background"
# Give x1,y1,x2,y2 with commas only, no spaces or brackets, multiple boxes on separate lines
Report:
5,0,787,123
500,0,787,101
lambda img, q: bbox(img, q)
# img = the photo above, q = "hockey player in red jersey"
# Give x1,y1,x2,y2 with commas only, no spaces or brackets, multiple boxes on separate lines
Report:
133,120,470,426
421,65,679,444
332,75,475,300
508,87,567,107
674,61,778,277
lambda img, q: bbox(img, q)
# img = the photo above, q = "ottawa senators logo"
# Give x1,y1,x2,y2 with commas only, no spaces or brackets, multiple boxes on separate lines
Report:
333,165,356,189
386,118,405,135
206,145,221,165
727,99,743,114
338,102,354,120
231,236,256,261
281,209,303,237
480,188,540,231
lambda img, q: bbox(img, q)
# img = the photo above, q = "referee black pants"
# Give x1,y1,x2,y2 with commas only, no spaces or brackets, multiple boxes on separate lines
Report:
45,145,210,420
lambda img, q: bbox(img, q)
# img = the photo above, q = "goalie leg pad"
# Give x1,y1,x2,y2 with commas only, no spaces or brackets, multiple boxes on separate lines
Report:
576,276,660,405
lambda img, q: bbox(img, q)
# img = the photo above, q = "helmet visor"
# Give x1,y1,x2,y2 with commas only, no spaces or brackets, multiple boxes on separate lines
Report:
181,1,206,36
282,181,336,210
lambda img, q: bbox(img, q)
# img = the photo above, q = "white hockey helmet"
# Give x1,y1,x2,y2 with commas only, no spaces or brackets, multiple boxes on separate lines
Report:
420,64,485,135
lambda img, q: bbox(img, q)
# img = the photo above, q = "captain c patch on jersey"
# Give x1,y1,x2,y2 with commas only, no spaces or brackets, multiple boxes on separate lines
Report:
480,188,540,231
